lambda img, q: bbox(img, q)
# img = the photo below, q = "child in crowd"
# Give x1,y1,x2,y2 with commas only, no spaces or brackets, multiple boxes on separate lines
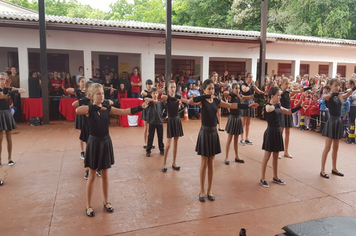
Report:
161,80,189,172
144,87,165,157
188,79,257,202
117,83,127,105
341,97,350,138
302,90,312,130
320,79,355,178
290,83,298,126
309,94,320,132
318,85,330,133
76,83,147,217
260,87,304,187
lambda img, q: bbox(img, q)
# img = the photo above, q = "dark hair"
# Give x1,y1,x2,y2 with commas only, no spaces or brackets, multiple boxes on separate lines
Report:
268,86,280,99
85,80,93,89
151,87,158,92
202,79,214,90
78,66,84,71
232,82,239,89
64,73,71,87
324,85,330,91
209,72,217,79
245,72,252,78
329,78,340,86
349,78,355,86
146,79,153,85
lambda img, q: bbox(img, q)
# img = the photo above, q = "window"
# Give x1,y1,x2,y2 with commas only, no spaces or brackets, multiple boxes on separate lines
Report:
337,65,346,77
318,65,329,76
299,64,309,76
277,63,292,76
155,59,195,76
28,53,69,74
209,61,246,77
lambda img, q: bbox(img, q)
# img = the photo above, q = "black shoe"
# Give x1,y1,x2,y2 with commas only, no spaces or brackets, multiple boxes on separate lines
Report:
332,170,344,177
320,172,329,179
146,152,151,157
84,170,89,180
245,139,253,145
235,158,245,163
172,165,180,170
259,180,269,188
224,160,230,165
272,178,286,185
80,151,85,160
103,202,114,212
239,228,246,236
162,167,167,172
96,170,101,177
86,207,95,217
152,145,155,149
218,128,225,132
160,150,165,155
8,160,14,166
199,195,206,202
207,195,215,201
143,145,147,149
0,180,3,186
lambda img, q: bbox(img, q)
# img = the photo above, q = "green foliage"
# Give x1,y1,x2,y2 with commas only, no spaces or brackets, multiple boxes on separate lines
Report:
5,0,356,39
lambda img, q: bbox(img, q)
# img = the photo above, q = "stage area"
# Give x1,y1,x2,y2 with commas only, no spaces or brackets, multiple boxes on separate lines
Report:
0,117,355,235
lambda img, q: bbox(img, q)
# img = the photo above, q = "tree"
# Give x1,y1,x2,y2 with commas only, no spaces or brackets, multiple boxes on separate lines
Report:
108,0,133,20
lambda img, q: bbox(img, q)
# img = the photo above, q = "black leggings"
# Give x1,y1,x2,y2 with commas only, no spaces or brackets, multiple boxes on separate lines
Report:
350,106,356,125
310,115,319,130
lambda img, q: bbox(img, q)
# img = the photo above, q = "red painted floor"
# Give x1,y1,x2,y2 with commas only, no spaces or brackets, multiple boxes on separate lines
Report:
0,117,355,236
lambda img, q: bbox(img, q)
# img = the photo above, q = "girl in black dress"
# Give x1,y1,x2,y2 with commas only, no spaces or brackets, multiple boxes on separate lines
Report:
72,81,93,179
0,72,26,166
161,80,189,172
320,78,355,178
76,83,147,217
141,79,153,149
210,72,227,131
223,83,257,165
67,76,87,159
188,79,257,202
240,73,264,145
260,87,304,188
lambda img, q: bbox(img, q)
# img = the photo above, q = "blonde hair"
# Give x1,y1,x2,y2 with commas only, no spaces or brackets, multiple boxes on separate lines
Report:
282,78,289,85
89,83,103,97
0,72,9,78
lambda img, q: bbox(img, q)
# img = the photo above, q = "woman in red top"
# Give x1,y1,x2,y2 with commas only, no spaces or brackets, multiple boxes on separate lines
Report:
130,67,142,98
61,73,74,95
309,94,320,131
301,91,311,130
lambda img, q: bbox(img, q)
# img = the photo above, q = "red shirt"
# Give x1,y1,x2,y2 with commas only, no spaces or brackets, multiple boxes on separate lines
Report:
301,96,311,116
182,92,188,99
118,90,127,104
50,78,62,92
130,75,141,93
290,93,297,109
61,80,73,95
309,100,320,115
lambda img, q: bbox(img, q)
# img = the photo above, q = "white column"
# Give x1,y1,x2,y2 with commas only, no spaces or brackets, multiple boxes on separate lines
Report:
291,60,300,79
201,55,209,81
329,61,337,78
83,49,92,80
250,57,258,80
141,51,155,86
18,46,29,98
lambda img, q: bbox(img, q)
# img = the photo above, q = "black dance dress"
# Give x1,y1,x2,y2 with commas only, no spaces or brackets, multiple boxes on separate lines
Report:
74,89,87,130
322,95,343,139
241,82,255,117
280,90,294,128
166,95,184,138
78,97,91,142
262,103,284,152
195,97,221,156
225,92,244,136
85,105,114,170
0,98,16,131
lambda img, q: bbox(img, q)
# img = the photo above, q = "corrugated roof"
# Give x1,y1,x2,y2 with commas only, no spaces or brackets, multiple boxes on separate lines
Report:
1,11,356,45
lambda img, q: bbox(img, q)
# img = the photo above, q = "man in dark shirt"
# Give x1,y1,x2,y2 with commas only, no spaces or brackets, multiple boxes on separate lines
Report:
144,87,165,157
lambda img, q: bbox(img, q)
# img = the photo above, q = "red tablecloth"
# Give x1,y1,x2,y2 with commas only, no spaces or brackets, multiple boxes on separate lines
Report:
23,98,43,121
59,98,77,121
120,98,144,127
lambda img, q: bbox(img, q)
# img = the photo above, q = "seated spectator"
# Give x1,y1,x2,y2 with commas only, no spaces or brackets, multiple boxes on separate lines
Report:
186,73,197,87
117,83,127,106
119,71,131,96
50,71,63,96
187,83,200,119
61,73,75,96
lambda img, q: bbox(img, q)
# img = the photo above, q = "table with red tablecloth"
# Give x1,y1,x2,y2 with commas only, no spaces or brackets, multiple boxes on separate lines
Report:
120,98,144,127
59,98,77,121
23,98,43,121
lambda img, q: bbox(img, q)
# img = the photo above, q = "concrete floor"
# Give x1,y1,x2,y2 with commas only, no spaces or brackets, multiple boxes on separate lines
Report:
0,117,355,236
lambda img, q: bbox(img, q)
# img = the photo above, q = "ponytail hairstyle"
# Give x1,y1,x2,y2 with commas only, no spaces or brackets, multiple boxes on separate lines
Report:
202,79,214,90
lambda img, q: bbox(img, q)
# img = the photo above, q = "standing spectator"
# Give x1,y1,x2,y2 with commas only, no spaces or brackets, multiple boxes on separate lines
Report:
50,71,63,96
28,71,41,98
309,94,320,132
103,75,115,100
76,66,84,85
341,98,350,138
5,67,11,75
8,67,19,88
318,86,330,133
349,79,356,126
187,83,200,119
119,71,131,96
130,67,142,98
